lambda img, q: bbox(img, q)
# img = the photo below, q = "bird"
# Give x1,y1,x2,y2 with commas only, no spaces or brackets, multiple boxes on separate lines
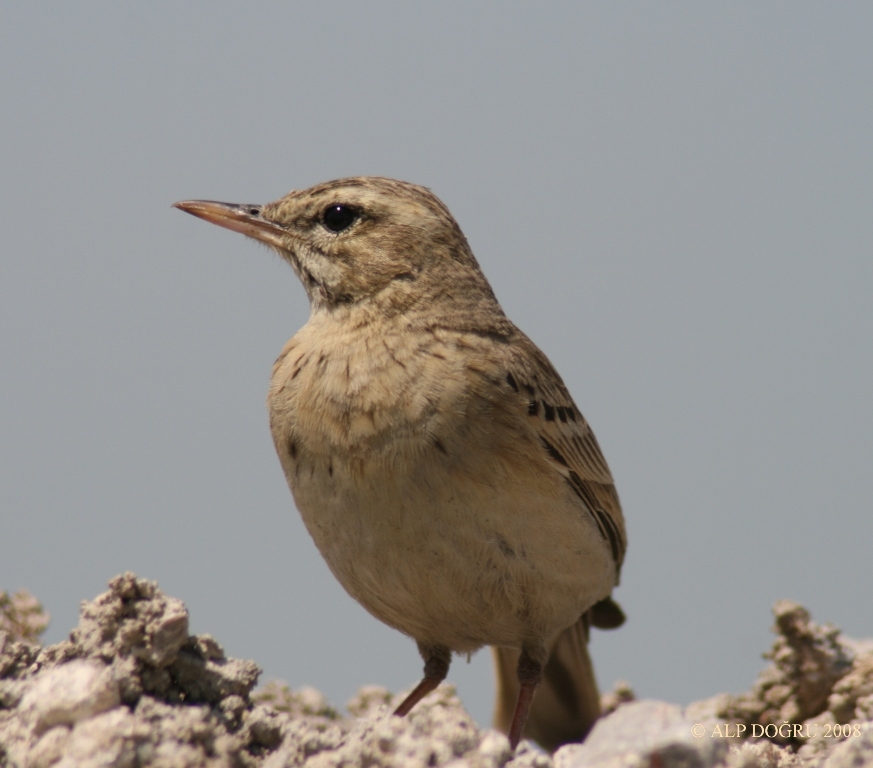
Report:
173,177,627,751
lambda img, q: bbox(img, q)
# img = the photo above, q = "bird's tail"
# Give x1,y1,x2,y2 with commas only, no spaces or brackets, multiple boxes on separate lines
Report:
491,597,625,752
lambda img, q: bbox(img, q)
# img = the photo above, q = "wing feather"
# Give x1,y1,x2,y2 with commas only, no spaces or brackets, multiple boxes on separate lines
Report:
504,336,628,571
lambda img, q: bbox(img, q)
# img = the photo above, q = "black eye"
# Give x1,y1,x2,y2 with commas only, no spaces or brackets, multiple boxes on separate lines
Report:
322,204,358,233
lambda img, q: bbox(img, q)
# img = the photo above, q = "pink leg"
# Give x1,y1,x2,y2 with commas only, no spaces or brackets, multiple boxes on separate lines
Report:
393,644,451,717
507,648,544,750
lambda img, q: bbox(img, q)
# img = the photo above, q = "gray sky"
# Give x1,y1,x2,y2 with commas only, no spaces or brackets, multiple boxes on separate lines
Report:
1,4,871,728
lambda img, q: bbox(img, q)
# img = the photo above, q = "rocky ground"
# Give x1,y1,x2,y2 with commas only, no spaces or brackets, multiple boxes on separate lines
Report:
1,575,871,768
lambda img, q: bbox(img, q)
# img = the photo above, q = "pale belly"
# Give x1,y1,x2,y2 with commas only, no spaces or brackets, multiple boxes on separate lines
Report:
282,439,614,654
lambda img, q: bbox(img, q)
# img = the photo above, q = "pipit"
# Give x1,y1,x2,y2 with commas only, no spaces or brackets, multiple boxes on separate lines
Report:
174,177,627,751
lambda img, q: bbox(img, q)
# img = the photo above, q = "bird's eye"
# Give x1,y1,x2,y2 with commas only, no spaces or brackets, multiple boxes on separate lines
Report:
322,204,358,233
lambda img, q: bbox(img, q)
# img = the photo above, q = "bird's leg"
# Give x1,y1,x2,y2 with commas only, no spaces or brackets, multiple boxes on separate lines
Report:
393,643,451,717
507,646,546,750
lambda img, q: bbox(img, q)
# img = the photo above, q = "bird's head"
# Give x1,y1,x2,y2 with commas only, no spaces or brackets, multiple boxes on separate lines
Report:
174,177,500,319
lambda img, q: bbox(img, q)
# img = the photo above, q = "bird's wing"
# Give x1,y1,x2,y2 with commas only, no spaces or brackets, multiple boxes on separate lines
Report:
504,335,627,572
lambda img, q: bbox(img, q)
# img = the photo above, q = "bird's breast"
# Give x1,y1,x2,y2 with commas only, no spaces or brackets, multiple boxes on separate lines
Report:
269,321,472,461
265,319,615,650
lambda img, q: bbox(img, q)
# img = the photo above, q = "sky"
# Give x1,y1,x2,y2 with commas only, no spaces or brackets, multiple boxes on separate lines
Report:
1,4,871,729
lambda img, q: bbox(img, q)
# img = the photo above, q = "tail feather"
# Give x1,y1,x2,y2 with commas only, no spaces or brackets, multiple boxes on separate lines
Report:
492,598,624,751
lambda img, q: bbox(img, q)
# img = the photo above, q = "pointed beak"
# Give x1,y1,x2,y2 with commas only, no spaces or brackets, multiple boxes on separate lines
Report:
173,200,289,248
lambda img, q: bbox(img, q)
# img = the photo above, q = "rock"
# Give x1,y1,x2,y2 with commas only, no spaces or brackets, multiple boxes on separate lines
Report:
23,726,72,768
260,683,548,768
254,680,339,719
554,700,729,768
169,637,261,706
67,573,190,669
2,577,872,767
20,660,120,735
697,601,873,766
822,727,873,768
54,708,148,768
0,589,50,644
599,680,636,716
0,630,40,682
718,601,853,747
724,740,803,768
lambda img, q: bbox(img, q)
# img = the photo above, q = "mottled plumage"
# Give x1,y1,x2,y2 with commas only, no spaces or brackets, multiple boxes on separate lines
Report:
174,177,627,751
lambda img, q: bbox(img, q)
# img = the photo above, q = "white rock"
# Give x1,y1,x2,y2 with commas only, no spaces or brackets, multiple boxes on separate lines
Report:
20,660,120,735
822,725,873,768
54,709,144,768
23,725,72,768
555,700,729,768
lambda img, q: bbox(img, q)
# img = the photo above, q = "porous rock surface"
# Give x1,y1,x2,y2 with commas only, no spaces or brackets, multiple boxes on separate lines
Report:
0,577,871,768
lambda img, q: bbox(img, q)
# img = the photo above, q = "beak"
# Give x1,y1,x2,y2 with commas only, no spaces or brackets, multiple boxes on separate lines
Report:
173,200,289,248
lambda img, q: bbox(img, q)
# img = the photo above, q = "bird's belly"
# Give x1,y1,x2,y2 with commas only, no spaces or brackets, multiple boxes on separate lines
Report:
288,451,615,654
